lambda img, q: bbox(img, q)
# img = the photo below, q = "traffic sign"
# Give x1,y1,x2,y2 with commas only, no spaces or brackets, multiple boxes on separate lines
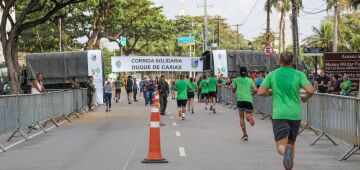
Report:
263,45,273,57
262,33,274,43
119,36,127,47
177,36,195,46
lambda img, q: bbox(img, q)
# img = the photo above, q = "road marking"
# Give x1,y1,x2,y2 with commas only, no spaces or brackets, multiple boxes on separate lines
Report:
172,122,177,126
169,116,174,119
176,131,181,137
179,147,186,157
0,120,67,153
123,122,147,170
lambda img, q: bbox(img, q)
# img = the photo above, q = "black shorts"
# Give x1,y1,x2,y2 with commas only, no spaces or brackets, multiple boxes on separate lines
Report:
272,119,301,142
209,91,217,98
126,89,132,94
115,89,121,94
187,92,195,99
201,93,209,99
177,100,187,107
237,101,254,112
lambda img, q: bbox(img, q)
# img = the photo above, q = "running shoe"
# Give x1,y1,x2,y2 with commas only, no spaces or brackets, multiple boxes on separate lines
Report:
283,144,293,170
246,113,255,126
213,107,216,114
205,106,208,110
241,135,248,141
210,105,213,111
191,108,194,114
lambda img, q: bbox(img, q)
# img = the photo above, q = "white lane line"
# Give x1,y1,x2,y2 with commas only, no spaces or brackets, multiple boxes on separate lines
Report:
169,116,174,119
175,131,181,137
122,122,147,170
172,122,177,126
0,120,67,153
179,147,186,157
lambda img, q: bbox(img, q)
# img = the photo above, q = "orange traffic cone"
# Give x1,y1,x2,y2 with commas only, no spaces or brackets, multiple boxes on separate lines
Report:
152,91,160,107
142,106,168,163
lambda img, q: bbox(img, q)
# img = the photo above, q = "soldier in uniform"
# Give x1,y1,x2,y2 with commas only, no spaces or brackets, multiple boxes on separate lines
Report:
158,75,170,115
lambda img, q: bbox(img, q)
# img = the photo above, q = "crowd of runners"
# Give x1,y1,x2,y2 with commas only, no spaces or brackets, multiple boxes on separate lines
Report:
102,52,314,170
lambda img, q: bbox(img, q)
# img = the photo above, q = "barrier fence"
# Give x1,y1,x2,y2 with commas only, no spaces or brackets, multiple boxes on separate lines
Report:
0,89,88,152
217,86,360,161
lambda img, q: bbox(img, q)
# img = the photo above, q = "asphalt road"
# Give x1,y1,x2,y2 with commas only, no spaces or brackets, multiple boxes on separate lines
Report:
0,94,359,170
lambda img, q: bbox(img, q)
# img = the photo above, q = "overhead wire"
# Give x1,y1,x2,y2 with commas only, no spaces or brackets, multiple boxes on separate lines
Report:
240,0,260,27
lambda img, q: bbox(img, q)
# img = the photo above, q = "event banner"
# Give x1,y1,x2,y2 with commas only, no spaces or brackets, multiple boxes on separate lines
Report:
87,50,104,104
212,50,228,77
111,56,203,72
324,52,360,91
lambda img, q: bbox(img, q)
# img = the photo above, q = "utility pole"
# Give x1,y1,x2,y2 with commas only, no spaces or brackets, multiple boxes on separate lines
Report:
59,17,62,52
198,0,212,52
212,17,226,49
333,1,339,52
233,24,243,50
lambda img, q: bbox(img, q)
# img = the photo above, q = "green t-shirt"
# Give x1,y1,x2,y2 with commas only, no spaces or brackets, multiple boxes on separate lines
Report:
262,67,311,120
188,82,198,92
200,80,208,94
208,77,218,92
341,80,352,96
233,77,254,103
175,80,189,100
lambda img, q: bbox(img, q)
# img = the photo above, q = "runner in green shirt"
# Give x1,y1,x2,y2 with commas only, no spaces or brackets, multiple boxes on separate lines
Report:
175,75,190,120
233,67,257,141
208,74,218,113
341,74,352,96
200,76,209,110
258,52,315,170
187,77,198,114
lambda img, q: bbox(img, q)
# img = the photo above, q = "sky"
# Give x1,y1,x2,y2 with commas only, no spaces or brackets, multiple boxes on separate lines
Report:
152,0,331,42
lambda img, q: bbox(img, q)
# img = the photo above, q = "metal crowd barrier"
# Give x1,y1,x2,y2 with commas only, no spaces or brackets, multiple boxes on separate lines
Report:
0,89,88,152
217,87,360,161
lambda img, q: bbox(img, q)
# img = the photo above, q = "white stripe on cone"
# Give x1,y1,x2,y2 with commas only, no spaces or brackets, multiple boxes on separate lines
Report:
151,107,160,112
150,121,160,128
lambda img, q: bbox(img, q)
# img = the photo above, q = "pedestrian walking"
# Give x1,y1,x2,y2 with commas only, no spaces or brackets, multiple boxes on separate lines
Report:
133,78,139,102
85,76,96,110
175,75,190,120
158,75,169,115
258,52,315,170
200,76,209,110
145,76,156,106
114,77,122,103
103,79,113,112
187,77,198,114
170,79,176,100
125,75,133,104
208,74,218,113
139,78,144,100
233,67,257,141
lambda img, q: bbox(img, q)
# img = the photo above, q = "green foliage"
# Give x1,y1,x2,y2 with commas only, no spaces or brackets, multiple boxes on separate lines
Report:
303,12,360,52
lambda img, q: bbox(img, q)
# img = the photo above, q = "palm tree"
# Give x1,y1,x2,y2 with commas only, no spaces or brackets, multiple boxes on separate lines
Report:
290,0,302,67
270,0,291,53
326,0,360,52
303,22,334,51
